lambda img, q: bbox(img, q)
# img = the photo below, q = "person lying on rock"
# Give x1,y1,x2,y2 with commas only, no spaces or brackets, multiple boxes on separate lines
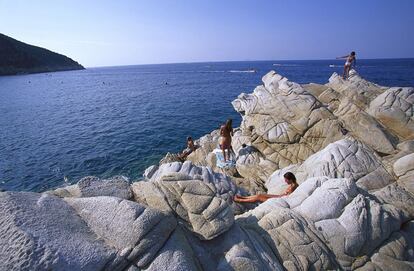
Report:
336,51,356,79
220,119,234,162
234,172,298,203
178,136,197,160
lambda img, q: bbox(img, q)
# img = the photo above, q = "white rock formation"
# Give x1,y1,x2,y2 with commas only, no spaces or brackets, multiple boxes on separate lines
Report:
1,70,413,270
266,138,394,194
231,71,344,183
368,87,414,140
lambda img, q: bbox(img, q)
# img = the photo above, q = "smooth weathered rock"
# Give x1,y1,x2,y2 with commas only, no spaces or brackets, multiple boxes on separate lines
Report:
144,228,201,271
131,180,172,212
47,175,132,199
393,153,414,193
181,220,284,271
267,138,394,194
239,174,414,270
159,152,183,165
305,72,398,154
65,196,177,268
154,173,234,240
231,71,344,182
355,220,414,271
327,70,387,109
302,83,331,98
315,193,408,269
146,161,247,212
368,87,414,140
143,165,159,179
333,95,396,154
0,192,116,271
47,183,81,198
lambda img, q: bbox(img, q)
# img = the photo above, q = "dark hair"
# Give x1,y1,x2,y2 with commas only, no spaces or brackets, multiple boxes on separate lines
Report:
187,136,192,141
225,119,232,130
351,51,356,56
283,172,297,183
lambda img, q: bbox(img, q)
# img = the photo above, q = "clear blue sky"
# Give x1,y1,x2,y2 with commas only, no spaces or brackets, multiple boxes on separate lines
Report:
1,0,413,67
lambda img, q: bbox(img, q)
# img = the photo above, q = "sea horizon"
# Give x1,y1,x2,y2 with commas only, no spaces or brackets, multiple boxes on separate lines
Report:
1,59,413,192
85,57,414,69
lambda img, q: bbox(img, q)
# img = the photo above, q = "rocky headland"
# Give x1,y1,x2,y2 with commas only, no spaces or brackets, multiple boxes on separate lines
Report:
0,33,84,76
1,70,413,270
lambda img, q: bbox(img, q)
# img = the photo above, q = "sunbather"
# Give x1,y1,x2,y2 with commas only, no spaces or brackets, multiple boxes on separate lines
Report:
234,172,298,203
178,136,197,160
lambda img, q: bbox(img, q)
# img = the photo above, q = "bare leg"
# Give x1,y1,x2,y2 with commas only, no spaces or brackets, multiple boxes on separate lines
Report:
343,65,350,79
221,145,227,162
179,150,190,159
226,146,232,161
342,65,347,79
234,194,279,203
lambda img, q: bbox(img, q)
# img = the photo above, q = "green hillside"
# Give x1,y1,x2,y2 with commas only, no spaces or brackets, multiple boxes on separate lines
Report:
0,33,84,75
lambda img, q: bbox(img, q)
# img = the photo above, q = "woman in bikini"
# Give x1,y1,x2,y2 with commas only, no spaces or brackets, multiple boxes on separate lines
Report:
220,119,233,162
337,51,356,79
234,172,298,203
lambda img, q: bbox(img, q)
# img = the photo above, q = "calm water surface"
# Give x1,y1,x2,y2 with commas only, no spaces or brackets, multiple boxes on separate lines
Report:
1,59,413,191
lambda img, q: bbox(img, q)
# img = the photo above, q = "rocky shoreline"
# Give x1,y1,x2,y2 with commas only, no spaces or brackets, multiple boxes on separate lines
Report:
1,70,413,270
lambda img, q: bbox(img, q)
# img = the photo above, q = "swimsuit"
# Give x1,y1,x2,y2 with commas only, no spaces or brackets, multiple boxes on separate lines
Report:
219,136,231,149
345,61,351,66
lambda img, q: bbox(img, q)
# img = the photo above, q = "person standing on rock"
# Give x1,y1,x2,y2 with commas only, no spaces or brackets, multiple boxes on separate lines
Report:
337,51,356,79
234,172,298,203
220,119,234,162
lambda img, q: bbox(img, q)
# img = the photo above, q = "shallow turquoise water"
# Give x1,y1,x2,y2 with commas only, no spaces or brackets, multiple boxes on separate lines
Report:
1,59,413,191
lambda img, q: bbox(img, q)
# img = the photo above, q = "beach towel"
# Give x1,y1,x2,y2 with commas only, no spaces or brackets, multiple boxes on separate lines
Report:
213,148,236,169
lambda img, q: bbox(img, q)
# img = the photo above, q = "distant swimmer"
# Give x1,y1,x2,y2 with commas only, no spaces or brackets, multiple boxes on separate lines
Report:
165,82,168,85
336,51,356,79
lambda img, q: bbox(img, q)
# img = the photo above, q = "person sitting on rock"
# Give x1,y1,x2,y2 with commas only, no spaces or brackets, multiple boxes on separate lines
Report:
336,51,356,79
178,136,197,160
234,172,298,203
220,119,234,162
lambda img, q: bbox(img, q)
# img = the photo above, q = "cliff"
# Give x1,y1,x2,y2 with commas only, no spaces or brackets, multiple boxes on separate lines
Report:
1,70,413,271
0,33,84,75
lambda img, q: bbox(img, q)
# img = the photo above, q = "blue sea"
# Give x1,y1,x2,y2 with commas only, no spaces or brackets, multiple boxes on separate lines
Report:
1,59,413,192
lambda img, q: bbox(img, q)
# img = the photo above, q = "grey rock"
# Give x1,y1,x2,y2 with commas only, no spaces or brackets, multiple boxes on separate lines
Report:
368,87,414,140
47,175,132,200
0,192,116,271
231,71,343,182
266,138,394,194
147,161,248,214
65,196,177,268
355,220,414,271
144,227,201,271
155,173,234,240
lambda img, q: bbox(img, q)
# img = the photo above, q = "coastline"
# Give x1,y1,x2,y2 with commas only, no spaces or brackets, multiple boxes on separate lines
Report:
1,69,413,270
